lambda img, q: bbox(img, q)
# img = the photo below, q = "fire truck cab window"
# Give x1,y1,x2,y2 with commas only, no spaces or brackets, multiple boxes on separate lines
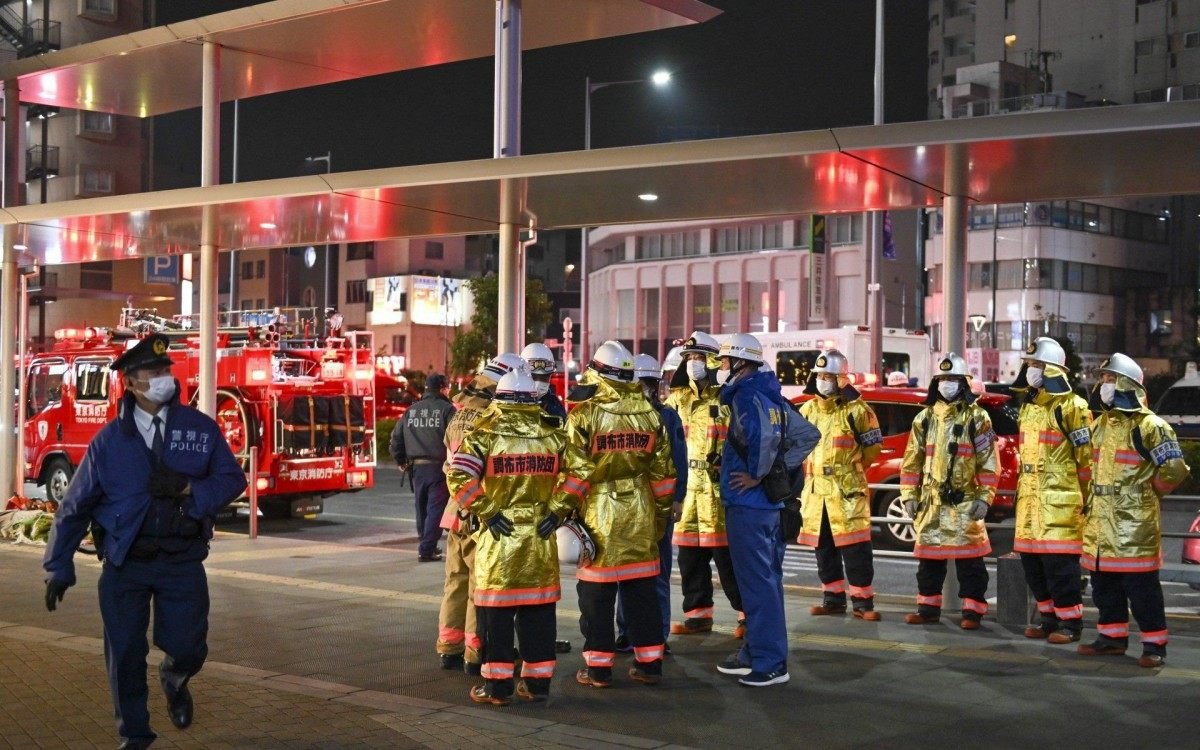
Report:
74,359,111,401
775,350,820,388
28,361,67,414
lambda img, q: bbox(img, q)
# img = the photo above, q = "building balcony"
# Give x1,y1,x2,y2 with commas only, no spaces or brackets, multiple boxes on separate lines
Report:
25,145,59,180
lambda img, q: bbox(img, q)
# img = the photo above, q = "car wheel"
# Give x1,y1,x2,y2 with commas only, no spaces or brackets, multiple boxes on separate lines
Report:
43,457,74,505
877,491,916,550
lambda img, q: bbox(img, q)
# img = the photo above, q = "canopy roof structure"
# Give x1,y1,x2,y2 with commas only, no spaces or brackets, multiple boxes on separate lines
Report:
0,0,720,117
3,99,1199,266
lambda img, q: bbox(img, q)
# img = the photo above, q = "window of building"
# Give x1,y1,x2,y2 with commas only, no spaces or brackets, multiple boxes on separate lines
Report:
255,260,265,279
78,166,114,195
74,359,110,401
240,261,253,280
665,287,686,339
80,0,117,20
78,111,114,138
927,265,943,294
1134,88,1167,103
346,279,367,304
637,234,663,260
1186,31,1200,48
392,335,407,355
929,50,940,66
719,283,740,333
693,286,712,330
929,13,940,28
641,289,659,339
425,241,444,260
747,281,770,332
256,299,265,310
616,289,635,337
80,261,113,290
1136,38,1156,56
301,287,316,307
346,241,375,261
795,216,811,249
968,262,993,290
829,214,862,245
239,299,252,310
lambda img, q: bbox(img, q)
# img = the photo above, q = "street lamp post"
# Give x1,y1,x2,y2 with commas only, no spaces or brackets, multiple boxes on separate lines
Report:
305,152,333,316
580,70,670,366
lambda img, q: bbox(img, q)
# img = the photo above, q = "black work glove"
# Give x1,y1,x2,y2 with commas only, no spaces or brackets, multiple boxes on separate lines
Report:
148,466,189,498
45,579,69,612
536,512,561,539
485,512,514,539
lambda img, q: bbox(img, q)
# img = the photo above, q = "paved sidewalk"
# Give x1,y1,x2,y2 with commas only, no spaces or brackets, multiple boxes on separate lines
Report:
4,534,1200,749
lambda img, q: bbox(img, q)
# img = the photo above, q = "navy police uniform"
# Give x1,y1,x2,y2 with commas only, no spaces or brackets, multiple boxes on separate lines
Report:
43,334,247,748
391,374,456,559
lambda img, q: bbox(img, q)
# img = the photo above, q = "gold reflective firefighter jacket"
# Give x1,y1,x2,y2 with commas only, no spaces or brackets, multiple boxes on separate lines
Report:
899,398,999,559
445,402,572,607
440,383,494,531
561,375,676,583
1013,385,1093,555
665,381,729,547
798,392,883,548
1083,405,1188,573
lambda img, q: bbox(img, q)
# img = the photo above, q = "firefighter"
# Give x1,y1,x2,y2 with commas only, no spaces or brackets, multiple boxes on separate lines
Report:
900,352,999,630
797,349,884,620
436,353,524,675
43,333,247,750
564,341,676,689
663,331,745,638
714,333,819,688
391,373,457,561
521,342,567,420
615,353,688,650
446,368,572,705
1011,337,1093,643
1078,353,1188,667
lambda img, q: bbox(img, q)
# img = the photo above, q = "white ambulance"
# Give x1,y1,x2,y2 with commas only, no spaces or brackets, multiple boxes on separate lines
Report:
716,327,932,400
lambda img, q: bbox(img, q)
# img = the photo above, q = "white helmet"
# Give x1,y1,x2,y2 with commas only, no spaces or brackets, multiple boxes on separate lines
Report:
520,342,557,376
662,345,684,376
813,349,850,376
590,341,634,381
482,352,527,381
1023,337,1068,370
886,371,910,387
634,353,661,381
1099,352,1144,386
679,331,720,357
718,333,765,365
933,352,970,379
493,369,540,403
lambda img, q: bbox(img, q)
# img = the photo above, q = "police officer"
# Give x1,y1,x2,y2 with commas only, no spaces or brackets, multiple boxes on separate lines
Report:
43,333,247,750
1012,337,1093,643
391,373,456,561
798,349,884,621
714,333,819,688
1078,353,1189,667
900,353,999,630
664,332,744,638
446,369,572,705
564,341,676,689
435,354,521,674
521,342,567,420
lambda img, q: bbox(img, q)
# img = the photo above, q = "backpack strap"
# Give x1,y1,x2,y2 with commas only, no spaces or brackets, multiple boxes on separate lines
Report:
1130,416,1154,465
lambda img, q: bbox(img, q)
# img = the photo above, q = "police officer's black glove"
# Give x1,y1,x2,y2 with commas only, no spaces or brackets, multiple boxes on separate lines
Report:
44,579,69,612
148,466,189,497
485,512,514,539
536,512,560,539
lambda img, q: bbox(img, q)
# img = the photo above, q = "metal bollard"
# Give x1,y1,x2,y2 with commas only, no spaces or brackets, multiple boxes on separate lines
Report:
248,446,259,540
995,552,1032,626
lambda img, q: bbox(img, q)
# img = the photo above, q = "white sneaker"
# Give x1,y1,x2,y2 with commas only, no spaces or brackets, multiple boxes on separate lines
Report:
716,652,752,676
738,668,790,687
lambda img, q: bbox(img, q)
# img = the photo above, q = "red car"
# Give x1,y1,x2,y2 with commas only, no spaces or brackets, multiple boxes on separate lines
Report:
792,386,1019,549
1184,513,1200,591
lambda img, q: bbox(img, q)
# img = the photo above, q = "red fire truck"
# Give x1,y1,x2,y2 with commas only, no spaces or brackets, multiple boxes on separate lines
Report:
22,307,376,518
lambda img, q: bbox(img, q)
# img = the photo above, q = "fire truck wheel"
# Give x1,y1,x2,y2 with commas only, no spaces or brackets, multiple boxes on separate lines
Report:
43,457,74,505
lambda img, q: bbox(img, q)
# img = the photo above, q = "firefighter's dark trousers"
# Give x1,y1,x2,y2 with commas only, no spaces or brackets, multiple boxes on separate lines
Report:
579,576,664,679
814,507,875,610
478,602,556,699
915,556,989,619
1089,569,1168,655
677,544,742,622
1021,552,1083,630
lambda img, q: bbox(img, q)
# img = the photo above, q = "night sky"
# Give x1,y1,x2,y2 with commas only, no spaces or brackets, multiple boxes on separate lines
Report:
152,0,929,188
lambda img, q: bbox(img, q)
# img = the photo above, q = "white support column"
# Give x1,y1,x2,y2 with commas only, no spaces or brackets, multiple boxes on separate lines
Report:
942,145,968,355
1,79,21,497
198,42,220,417
494,0,523,355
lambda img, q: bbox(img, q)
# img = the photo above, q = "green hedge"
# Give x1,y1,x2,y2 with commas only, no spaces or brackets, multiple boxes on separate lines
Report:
376,418,397,464
1179,439,1200,494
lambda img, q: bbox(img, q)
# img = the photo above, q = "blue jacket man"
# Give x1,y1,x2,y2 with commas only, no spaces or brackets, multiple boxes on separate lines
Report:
391,373,456,561
43,333,246,750
714,333,819,688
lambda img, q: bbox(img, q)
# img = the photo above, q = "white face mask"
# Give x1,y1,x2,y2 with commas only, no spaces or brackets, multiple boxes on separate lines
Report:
1025,366,1043,388
937,380,961,401
1100,382,1117,405
533,381,550,398
716,368,730,385
142,375,175,405
816,378,838,396
687,360,708,382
